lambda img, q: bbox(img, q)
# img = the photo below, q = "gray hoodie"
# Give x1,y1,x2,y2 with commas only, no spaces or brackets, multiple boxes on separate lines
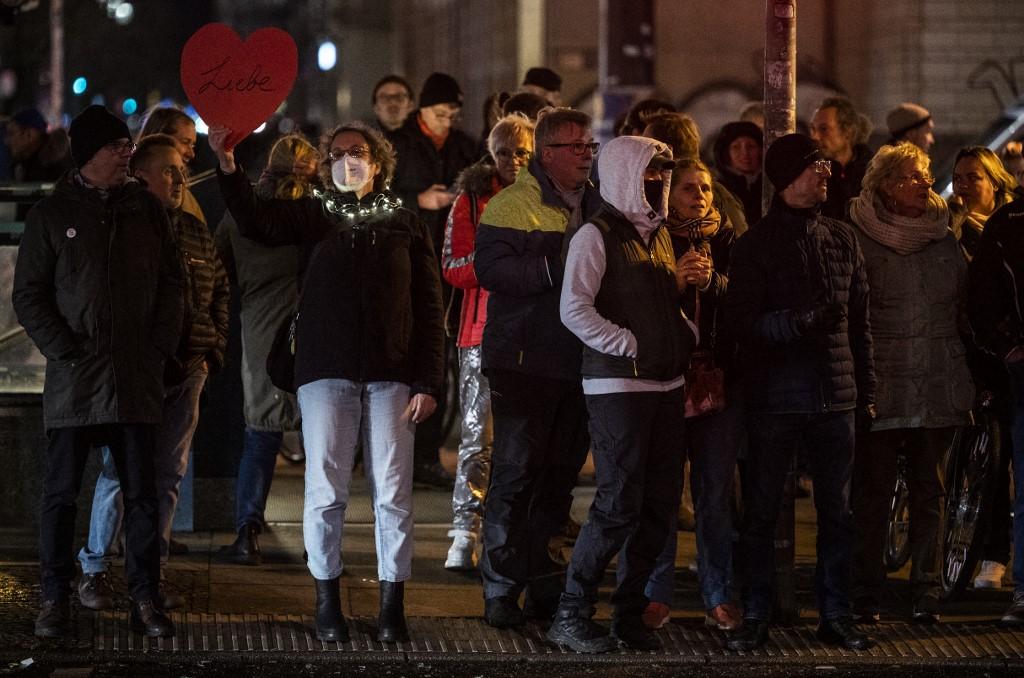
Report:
560,135,697,395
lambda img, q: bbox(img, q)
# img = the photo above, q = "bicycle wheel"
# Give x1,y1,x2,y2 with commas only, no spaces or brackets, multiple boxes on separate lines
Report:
884,466,912,571
940,413,1002,598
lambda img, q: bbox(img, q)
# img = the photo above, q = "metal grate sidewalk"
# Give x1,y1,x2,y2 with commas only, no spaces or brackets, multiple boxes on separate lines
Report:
75,612,1024,663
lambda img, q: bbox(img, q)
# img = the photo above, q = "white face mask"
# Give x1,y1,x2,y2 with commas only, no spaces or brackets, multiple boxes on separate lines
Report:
331,156,373,192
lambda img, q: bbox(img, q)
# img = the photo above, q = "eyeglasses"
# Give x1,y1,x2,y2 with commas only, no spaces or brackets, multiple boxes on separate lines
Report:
328,146,370,162
494,148,532,162
812,159,832,175
547,142,600,156
105,140,136,155
430,109,461,124
896,171,934,187
377,93,410,104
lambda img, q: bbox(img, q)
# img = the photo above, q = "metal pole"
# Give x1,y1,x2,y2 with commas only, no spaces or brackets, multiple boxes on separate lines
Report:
762,0,797,213
49,0,63,124
764,0,799,625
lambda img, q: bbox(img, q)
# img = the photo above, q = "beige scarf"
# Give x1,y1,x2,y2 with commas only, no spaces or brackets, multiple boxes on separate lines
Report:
849,189,949,255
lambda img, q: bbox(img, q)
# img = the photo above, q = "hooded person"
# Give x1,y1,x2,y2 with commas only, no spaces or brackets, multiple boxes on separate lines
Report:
546,135,698,654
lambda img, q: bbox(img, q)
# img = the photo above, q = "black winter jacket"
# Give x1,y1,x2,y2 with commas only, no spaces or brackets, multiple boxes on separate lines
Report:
12,174,184,428
969,202,1024,362
821,143,872,220
389,113,478,250
724,199,875,414
166,208,230,382
219,167,445,396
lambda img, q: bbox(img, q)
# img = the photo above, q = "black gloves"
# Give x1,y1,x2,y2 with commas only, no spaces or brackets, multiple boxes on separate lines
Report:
794,302,846,335
856,403,877,433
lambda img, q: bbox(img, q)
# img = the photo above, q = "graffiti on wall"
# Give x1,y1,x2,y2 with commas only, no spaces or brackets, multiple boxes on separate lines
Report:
967,57,1024,110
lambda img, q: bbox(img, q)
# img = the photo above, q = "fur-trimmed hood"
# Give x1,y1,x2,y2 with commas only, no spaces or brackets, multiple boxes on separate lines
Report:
454,158,500,197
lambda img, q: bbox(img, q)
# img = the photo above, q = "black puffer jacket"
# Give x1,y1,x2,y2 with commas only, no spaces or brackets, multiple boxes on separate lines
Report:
219,167,445,396
724,199,875,414
821,143,872,220
969,202,1024,361
12,174,184,428
165,208,230,382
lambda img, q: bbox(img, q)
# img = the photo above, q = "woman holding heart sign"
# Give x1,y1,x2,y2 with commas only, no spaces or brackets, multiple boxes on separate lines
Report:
210,122,445,645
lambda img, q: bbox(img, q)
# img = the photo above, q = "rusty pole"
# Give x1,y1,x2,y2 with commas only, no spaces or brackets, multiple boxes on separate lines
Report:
49,0,63,125
763,0,799,625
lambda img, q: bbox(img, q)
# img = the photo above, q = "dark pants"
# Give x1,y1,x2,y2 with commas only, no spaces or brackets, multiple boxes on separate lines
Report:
738,411,855,621
40,424,160,602
235,427,283,532
564,388,686,616
1005,362,1024,592
852,427,950,604
480,369,590,600
982,400,1014,564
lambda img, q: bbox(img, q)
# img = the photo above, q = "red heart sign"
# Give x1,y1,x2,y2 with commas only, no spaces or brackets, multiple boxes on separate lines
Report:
180,23,298,150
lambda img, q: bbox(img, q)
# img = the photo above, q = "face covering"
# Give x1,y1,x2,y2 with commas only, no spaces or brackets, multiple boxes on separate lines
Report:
332,156,372,192
644,179,666,215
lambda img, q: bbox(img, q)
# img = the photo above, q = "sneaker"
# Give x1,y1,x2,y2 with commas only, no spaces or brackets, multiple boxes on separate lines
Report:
546,606,616,653
706,602,743,631
484,595,524,629
974,561,1007,589
1001,590,1024,626
34,598,71,639
641,601,670,630
444,530,478,571
78,572,114,611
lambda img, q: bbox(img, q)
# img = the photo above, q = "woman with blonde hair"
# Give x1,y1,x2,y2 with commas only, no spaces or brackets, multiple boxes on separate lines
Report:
848,141,974,624
950,146,1018,258
215,133,319,565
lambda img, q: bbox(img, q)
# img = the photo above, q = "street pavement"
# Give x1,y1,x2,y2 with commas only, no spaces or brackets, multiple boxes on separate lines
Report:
1,455,1022,677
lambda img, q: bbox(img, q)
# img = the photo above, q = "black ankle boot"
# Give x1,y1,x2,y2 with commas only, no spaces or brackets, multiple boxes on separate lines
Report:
377,580,409,642
219,524,261,565
314,577,349,642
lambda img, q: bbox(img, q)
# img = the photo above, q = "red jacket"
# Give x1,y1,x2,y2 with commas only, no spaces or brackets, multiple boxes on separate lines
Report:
442,162,502,347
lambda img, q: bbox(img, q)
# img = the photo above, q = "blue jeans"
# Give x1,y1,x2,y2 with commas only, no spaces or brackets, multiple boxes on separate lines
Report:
236,428,283,532
1007,363,1024,593
639,397,744,609
78,366,207,572
737,410,855,621
298,379,414,582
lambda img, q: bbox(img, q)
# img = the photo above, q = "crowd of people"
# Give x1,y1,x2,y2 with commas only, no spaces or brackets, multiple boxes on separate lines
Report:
6,64,1024,655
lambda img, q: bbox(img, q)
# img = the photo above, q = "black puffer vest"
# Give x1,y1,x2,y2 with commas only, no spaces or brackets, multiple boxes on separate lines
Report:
580,206,695,380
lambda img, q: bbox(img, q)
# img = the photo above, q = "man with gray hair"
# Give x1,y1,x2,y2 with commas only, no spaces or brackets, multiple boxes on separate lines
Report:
474,107,603,629
810,96,873,219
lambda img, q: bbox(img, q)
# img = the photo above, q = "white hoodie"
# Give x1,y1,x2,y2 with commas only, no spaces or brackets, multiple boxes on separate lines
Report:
560,135,697,395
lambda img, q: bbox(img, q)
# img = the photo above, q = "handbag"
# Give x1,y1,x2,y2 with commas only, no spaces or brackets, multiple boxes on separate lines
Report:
267,311,299,393
684,283,727,418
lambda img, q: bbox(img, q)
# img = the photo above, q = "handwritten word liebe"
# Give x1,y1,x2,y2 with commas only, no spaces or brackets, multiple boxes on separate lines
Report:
181,23,297,150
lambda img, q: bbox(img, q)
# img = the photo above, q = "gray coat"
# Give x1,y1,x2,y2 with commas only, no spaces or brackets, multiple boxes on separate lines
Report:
12,175,184,429
854,228,974,430
215,213,299,431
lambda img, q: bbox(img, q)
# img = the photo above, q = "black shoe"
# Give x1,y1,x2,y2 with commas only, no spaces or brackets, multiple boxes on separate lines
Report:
912,591,940,624
34,598,71,639
852,596,881,625
725,619,769,652
78,572,114,611
484,595,524,629
412,461,455,491
130,599,175,637
377,580,409,642
160,582,185,611
523,574,562,621
611,615,660,650
816,617,872,650
168,538,190,556
1000,590,1024,626
546,606,616,653
313,577,349,642
219,525,262,566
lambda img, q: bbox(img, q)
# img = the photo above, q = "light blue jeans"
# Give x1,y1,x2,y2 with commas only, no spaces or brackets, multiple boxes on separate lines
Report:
78,366,207,573
298,379,415,582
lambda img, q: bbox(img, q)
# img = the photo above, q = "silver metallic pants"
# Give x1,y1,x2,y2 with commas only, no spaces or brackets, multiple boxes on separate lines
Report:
451,345,493,533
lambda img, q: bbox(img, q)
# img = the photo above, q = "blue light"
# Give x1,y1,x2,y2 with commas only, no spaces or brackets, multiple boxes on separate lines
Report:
317,41,337,71
72,77,87,95
122,98,138,115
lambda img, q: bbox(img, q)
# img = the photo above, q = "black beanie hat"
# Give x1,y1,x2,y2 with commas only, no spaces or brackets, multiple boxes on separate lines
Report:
522,67,562,93
69,105,131,168
764,133,822,192
419,72,463,108
713,121,763,170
